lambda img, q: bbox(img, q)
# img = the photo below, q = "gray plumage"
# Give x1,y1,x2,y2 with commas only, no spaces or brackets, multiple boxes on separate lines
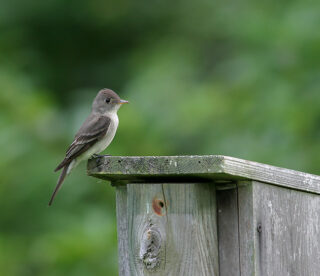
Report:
49,89,128,205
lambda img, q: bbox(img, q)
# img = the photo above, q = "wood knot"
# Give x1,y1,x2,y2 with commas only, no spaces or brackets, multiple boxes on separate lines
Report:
139,225,162,270
257,223,262,233
152,197,166,216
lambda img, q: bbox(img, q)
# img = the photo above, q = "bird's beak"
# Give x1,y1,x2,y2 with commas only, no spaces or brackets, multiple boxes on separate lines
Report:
119,99,129,104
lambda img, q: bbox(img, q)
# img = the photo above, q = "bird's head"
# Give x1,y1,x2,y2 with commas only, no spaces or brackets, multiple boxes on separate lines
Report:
92,89,128,114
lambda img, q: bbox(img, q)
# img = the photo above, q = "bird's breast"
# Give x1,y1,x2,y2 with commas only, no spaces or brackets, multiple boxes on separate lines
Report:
95,113,119,154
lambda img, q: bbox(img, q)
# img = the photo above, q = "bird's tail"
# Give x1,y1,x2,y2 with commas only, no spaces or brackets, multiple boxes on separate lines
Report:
49,164,69,206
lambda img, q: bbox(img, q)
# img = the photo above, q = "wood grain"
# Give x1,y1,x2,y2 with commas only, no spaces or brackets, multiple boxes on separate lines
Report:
87,155,320,194
88,156,320,275
217,188,240,276
232,181,320,276
126,183,219,276
116,185,130,276
237,181,257,276
252,181,320,276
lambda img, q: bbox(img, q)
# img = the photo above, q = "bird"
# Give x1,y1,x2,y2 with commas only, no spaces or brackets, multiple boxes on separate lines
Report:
49,89,128,205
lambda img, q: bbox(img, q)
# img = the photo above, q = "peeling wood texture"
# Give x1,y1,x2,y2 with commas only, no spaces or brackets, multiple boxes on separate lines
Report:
87,155,320,276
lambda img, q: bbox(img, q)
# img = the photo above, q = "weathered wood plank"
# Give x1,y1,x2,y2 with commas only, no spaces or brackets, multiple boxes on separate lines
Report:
252,181,320,276
116,185,130,276
126,183,218,276
217,188,240,276
88,156,320,275
237,181,257,276
87,155,320,194
232,180,320,276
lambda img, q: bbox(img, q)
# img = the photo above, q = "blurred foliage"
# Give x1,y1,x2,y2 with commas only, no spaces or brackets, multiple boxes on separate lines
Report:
0,0,319,275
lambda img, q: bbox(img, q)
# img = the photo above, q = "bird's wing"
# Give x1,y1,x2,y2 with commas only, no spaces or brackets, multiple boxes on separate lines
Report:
54,115,111,171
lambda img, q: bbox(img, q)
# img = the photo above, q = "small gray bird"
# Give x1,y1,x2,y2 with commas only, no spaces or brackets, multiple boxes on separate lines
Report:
49,89,128,205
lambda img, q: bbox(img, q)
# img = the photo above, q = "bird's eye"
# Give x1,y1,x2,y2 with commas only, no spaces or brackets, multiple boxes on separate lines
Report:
105,98,111,103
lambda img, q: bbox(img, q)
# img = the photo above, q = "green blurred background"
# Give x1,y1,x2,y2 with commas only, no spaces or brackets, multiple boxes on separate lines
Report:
0,0,319,275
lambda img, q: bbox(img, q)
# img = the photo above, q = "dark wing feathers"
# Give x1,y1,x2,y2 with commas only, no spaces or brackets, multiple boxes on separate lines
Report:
54,115,111,172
